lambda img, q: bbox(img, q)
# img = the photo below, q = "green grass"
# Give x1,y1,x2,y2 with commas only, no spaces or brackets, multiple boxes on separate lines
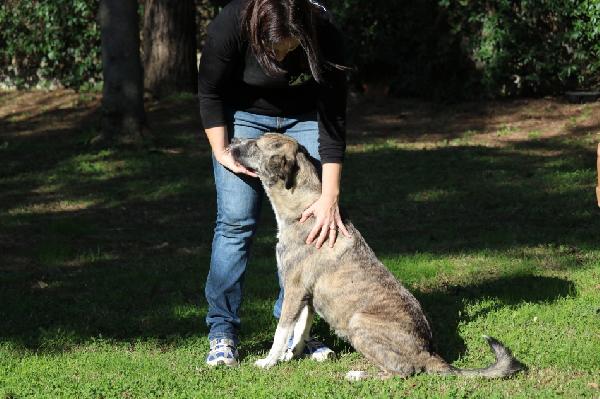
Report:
495,124,517,137
1,94,599,398
527,130,541,139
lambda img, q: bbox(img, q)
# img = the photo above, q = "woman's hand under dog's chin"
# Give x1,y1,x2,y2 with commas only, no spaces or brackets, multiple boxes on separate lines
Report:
300,192,351,249
215,148,258,177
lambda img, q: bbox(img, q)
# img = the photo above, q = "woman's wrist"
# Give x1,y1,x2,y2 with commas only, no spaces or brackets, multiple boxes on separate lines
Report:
320,191,339,202
205,126,229,160
321,162,342,201
213,147,229,162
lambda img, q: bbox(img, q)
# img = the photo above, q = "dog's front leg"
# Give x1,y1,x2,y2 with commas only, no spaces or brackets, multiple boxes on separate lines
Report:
255,285,306,369
281,304,314,361
255,322,294,369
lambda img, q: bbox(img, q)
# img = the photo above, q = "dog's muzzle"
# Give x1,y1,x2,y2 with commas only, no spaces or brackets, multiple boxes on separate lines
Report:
228,138,259,167
229,137,243,159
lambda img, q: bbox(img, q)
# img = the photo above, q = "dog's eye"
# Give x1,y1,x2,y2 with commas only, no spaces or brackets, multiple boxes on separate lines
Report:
272,142,283,149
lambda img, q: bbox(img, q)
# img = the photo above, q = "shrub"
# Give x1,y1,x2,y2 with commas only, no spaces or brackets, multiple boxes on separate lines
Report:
441,0,600,96
1,0,597,97
330,0,600,98
330,0,473,99
0,0,101,89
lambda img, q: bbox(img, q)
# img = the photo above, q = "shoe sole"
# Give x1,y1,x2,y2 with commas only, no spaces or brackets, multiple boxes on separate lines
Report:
206,358,239,367
309,349,336,362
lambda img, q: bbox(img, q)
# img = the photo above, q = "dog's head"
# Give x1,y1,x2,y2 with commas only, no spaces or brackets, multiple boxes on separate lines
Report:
230,133,300,189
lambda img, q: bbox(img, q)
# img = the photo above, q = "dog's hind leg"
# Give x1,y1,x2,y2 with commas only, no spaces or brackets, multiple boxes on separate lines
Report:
347,314,426,378
350,334,417,378
281,304,314,361
255,283,308,369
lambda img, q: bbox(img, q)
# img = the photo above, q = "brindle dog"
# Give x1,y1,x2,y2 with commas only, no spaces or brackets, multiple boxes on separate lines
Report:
229,133,523,379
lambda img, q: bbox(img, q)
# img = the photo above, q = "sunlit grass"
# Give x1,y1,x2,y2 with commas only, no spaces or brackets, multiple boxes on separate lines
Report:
1,94,599,398
7,199,97,216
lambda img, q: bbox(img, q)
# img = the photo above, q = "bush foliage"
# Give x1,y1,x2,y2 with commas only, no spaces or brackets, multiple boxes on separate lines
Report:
439,0,600,96
330,0,600,98
1,0,598,97
0,0,217,90
0,0,101,89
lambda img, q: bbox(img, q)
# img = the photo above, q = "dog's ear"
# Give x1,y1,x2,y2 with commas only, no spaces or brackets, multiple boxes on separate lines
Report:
266,154,296,189
283,155,298,190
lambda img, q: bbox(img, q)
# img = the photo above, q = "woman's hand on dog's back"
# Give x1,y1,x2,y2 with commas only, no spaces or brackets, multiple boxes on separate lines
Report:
301,162,351,249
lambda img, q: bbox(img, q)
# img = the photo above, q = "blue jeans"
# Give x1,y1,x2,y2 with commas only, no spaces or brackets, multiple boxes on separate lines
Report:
205,110,320,343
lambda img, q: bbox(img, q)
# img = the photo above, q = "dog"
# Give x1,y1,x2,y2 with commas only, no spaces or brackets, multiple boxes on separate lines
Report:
229,133,524,379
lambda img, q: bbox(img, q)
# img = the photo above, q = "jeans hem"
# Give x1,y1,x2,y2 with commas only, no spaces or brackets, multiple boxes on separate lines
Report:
208,331,239,345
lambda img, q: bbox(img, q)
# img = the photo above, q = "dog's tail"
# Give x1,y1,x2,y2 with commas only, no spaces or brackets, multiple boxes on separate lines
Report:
427,336,524,378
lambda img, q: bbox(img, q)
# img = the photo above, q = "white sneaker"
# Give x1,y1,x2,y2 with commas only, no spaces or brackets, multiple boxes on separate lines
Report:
292,336,336,361
206,338,239,367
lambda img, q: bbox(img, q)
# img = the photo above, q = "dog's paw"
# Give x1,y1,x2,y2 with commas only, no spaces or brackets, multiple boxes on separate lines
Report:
280,349,294,362
254,357,276,369
345,370,369,381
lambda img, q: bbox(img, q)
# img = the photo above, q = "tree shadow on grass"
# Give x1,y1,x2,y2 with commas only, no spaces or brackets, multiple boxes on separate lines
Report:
342,143,599,257
416,274,575,362
0,248,576,362
0,99,597,357
0,140,595,352
0,253,211,352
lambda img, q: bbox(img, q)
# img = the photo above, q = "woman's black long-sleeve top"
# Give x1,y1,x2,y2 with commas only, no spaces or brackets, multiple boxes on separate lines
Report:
198,0,347,163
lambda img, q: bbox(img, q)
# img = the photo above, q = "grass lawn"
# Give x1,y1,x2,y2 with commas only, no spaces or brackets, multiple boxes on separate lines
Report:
1,90,599,398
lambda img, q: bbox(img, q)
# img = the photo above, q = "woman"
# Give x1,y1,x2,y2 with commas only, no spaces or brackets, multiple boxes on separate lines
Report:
198,0,349,366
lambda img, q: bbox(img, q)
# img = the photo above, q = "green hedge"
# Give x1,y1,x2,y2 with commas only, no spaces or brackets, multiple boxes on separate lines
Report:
439,0,600,97
330,0,476,98
1,0,598,97
0,0,101,89
330,0,600,98
0,0,217,90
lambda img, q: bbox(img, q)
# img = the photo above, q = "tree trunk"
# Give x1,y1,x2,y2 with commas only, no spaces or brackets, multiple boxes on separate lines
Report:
99,0,147,145
142,0,198,98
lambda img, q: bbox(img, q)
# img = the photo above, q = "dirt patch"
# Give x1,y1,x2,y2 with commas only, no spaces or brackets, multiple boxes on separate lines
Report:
346,94,600,148
1,89,598,148
0,89,101,138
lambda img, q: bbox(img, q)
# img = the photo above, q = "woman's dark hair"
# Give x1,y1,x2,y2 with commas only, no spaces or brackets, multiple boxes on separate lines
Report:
241,0,344,84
